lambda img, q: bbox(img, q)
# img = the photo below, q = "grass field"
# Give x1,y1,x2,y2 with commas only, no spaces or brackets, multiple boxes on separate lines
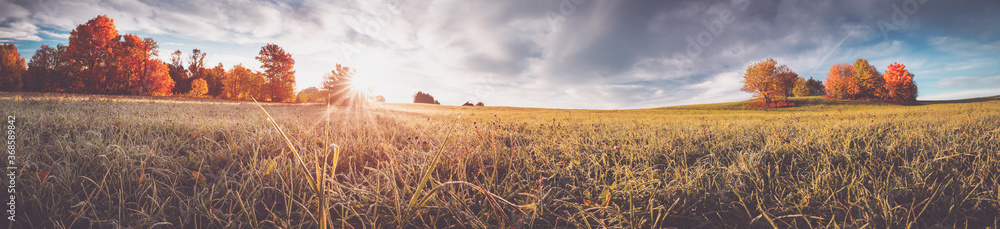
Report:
2,92,999,228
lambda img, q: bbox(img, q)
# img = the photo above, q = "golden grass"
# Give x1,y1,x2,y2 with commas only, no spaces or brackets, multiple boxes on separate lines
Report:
3,92,999,228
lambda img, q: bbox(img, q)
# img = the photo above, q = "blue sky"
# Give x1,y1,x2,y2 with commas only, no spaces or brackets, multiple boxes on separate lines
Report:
2,0,999,109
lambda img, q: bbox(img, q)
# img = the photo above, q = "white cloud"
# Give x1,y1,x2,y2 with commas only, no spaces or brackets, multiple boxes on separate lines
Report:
937,75,1000,89
2,0,999,108
0,20,42,41
920,89,1000,101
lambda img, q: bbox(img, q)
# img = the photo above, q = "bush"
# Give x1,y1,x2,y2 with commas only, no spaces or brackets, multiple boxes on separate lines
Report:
189,78,208,96
413,91,439,104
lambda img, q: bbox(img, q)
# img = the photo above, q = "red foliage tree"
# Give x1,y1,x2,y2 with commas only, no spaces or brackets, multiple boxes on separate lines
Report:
882,62,917,103
64,15,120,94
116,34,149,94
144,60,174,96
0,43,26,91
741,58,798,107
257,44,296,102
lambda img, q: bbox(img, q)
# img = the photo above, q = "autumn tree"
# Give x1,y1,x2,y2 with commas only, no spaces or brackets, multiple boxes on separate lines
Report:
792,77,810,97
204,63,226,97
188,49,206,81
322,63,366,106
115,34,150,94
26,44,73,92
168,50,189,94
189,78,208,96
296,87,327,103
852,59,885,100
0,43,26,91
476,102,484,106
413,91,440,104
64,15,120,94
374,95,386,103
806,77,825,96
222,64,263,100
143,60,174,96
824,63,857,99
882,62,917,103
740,58,798,107
256,43,295,102
24,45,58,91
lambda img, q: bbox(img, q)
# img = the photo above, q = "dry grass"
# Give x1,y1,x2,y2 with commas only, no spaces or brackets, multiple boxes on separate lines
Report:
3,92,999,228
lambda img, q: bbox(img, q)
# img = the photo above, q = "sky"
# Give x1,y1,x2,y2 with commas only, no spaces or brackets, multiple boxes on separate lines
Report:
1,0,999,109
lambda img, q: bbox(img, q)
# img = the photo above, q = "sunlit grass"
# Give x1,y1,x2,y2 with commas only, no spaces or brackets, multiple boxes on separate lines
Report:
3,92,999,228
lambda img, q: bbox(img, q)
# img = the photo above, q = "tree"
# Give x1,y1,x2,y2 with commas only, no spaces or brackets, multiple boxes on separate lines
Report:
189,78,208,96
296,87,320,103
792,77,810,97
256,43,295,102
24,45,59,91
222,64,263,100
322,63,367,106
143,60,174,96
476,102,484,106
824,63,857,99
0,43,26,91
882,62,917,103
806,77,825,96
852,59,884,100
413,91,439,104
64,15,120,94
168,50,189,94
462,101,475,106
374,95,386,103
188,49,206,82
205,63,225,97
740,58,797,107
115,34,150,94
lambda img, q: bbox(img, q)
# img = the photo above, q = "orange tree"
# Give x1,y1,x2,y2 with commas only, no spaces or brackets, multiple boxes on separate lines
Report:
0,43,26,91
882,62,917,103
741,58,798,107
824,63,857,99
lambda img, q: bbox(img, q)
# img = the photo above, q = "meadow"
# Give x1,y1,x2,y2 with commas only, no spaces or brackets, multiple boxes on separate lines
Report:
2,92,999,228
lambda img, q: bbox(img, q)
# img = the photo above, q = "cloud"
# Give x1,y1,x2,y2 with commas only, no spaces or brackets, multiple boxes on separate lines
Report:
937,75,1000,89
0,20,41,41
920,88,1000,101
1,0,999,108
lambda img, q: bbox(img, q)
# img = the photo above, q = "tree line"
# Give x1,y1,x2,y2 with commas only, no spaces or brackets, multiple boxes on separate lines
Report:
740,58,825,108
0,15,297,102
742,58,917,107
824,59,916,103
